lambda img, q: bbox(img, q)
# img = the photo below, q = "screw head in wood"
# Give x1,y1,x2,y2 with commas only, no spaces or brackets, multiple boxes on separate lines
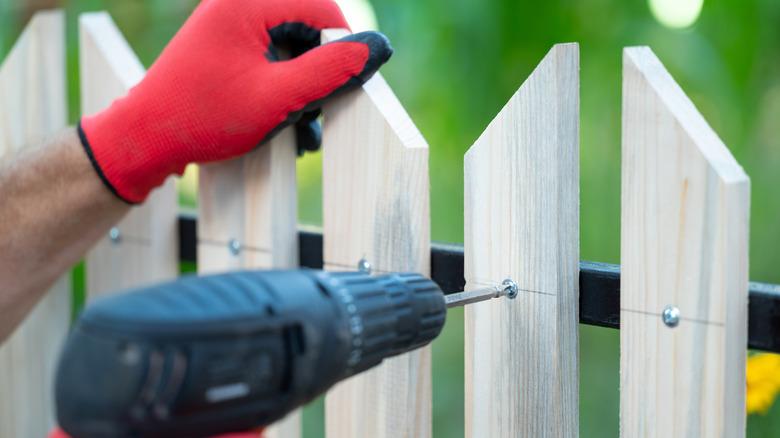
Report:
662,305,680,328
228,239,242,256
109,227,121,244
357,258,372,275
502,279,519,299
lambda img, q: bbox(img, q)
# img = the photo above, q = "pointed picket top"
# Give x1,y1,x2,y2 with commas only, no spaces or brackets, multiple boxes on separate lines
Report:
0,10,68,156
623,46,747,184
321,28,431,438
464,43,580,437
80,12,178,297
620,46,749,437
321,28,427,152
0,10,70,438
80,12,145,108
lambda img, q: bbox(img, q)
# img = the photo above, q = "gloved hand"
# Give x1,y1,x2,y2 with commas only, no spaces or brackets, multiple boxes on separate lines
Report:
79,0,392,203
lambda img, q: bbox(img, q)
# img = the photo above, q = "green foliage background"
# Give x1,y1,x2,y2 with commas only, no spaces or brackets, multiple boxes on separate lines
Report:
2,0,780,436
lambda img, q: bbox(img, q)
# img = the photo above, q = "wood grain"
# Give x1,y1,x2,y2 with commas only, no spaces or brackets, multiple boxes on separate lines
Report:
464,43,580,438
620,46,750,438
198,127,298,275
321,28,432,438
198,124,300,436
0,10,71,437
80,12,178,298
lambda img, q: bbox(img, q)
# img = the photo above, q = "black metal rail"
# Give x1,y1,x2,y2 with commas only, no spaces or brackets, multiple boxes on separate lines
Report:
178,214,780,353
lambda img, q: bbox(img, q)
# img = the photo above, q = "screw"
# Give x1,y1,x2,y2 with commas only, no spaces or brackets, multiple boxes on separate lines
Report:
109,227,121,244
228,239,242,256
357,258,372,275
662,305,680,328
445,278,520,308
502,279,519,299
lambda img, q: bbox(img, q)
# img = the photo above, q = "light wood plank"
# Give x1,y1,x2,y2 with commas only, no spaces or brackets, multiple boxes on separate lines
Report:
620,46,750,438
80,12,178,298
197,123,299,436
321,28,431,438
198,130,298,275
196,41,299,438
0,10,71,437
464,43,580,438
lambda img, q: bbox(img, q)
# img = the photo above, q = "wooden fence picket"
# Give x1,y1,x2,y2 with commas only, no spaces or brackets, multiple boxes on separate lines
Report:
197,95,300,436
0,10,71,437
321,28,432,438
464,43,580,437
80,12,178,298
619,46,750,437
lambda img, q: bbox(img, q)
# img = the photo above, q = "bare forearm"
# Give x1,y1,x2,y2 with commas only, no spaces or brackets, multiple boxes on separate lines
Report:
0,128,129,341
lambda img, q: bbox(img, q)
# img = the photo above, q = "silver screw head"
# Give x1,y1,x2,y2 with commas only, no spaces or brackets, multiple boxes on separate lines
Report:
109,227,121,244
228,239,242,256
357,258,372,275
502,279,519,299
662,305,680,328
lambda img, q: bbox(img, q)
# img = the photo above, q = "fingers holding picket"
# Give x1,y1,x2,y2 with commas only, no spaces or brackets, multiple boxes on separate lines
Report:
266,32,392,116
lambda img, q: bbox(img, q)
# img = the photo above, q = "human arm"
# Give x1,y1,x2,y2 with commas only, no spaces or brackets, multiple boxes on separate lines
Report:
0,129,129,342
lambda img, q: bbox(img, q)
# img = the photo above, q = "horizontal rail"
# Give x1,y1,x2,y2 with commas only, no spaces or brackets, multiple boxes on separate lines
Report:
177,213,780,353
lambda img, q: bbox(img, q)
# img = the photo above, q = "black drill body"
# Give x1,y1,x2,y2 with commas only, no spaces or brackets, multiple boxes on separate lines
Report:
55,270,446,438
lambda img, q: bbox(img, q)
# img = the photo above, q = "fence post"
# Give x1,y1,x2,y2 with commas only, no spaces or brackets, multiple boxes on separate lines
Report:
0,10,70,437
197,103,299,435
464,43,580,437
80,12,178,298
321,28,432,438
620,46,750,437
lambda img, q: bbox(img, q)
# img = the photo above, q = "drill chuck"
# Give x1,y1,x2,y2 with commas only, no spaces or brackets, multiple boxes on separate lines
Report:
55,270,446,438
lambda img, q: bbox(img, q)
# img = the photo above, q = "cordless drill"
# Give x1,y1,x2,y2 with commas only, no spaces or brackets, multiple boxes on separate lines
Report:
55,270,450,438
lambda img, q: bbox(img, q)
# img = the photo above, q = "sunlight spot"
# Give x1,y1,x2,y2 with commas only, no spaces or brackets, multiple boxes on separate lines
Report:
335,0,379,32
649,0,704,29
176,164,199,209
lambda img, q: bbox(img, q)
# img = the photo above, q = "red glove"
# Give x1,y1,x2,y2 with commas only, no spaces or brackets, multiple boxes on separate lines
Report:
79,0,392,203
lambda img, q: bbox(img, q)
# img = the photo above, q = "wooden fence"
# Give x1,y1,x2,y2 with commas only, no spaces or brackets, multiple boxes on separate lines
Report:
0,9,760,438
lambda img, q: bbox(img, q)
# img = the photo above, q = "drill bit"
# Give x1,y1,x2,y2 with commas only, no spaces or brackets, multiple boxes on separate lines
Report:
445,279,518,308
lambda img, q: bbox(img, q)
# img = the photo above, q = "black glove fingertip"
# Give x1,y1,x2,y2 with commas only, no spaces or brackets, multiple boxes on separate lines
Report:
295,112,322,156
337,31,394,83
